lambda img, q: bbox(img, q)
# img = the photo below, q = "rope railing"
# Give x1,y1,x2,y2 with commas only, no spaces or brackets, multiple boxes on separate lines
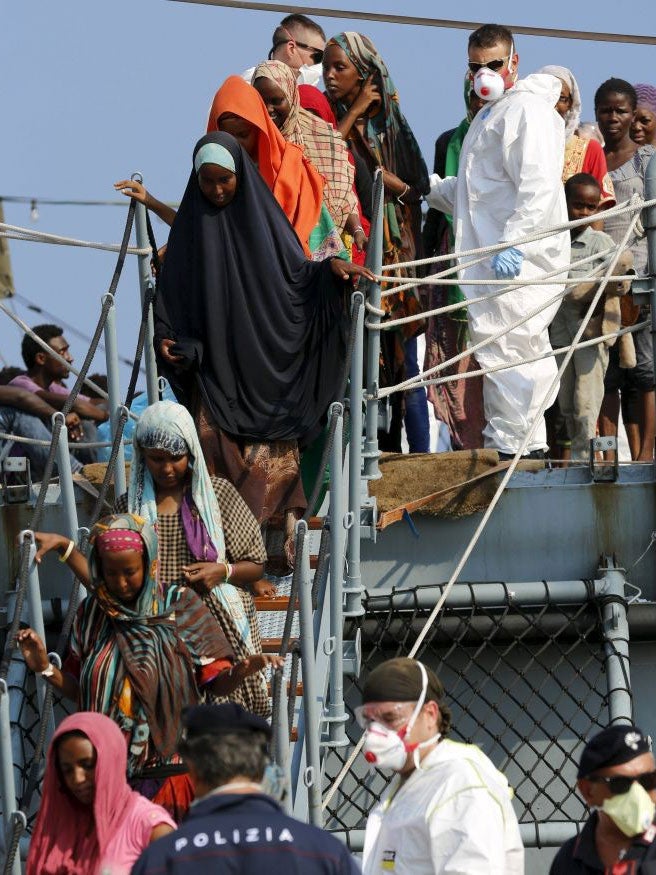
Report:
323,200,643,814
378,283,570,399
421,320,649,390
0,431,132,449
0,199,138,874
379,193,652,273
0,221,150,255
368,246,619,327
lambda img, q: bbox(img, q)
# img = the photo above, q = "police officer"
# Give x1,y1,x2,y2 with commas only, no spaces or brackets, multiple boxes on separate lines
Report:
550,725,656,873
132,703,361,874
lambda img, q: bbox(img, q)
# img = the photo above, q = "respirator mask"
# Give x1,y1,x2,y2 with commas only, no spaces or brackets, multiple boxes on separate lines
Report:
471,41,515,102
357,662,440,771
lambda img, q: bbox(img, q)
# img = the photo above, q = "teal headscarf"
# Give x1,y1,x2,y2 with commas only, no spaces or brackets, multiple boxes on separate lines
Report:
128,400,252,651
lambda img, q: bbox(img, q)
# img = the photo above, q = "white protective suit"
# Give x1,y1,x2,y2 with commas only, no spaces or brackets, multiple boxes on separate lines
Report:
427,74,571,454
362,739,524,875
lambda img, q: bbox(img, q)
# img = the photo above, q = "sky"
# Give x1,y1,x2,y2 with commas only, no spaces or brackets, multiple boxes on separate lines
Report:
3,0,656,389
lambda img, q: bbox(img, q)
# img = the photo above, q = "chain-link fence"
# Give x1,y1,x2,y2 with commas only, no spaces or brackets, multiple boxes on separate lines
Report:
323,581,616,842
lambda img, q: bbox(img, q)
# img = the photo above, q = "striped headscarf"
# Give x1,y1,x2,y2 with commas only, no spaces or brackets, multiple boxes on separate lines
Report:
252,61,357,231
635,83,656,114
326,32,429,193
82,513,233,774
129,400,252,650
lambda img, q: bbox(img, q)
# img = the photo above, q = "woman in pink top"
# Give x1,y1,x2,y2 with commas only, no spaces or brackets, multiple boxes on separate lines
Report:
27,712,175,875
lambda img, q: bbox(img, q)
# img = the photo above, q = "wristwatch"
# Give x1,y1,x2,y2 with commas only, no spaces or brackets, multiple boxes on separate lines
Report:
41,663,55,679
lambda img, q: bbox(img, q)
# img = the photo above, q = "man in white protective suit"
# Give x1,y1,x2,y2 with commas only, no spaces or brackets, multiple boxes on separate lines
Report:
359,658,524,875
426,23,570,458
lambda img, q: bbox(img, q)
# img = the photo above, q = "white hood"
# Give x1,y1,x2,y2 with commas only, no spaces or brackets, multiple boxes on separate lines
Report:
511,72,563,105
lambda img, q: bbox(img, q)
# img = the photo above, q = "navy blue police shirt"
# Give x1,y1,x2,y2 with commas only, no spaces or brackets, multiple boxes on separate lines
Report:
131,791,361,874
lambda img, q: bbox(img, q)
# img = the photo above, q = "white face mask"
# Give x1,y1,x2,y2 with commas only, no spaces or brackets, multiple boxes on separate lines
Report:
601,781,656,837
297,63,323,87
472,42,515,102
362,663,440,772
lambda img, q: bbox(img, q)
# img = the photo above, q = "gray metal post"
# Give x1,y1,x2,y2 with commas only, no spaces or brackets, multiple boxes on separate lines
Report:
102,293,127,497
363,171,385,481
598,560,633,724
54,413,79,542
0,680,24,875
53,414,86,603
326,403,348,746
21,532,55,741
271,678,293,815
345,293,365,618
297,520,323,826
133,175,159,404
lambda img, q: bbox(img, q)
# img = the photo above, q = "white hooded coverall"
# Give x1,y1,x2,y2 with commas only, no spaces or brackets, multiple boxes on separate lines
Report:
427,74,571,454
362,739,524,875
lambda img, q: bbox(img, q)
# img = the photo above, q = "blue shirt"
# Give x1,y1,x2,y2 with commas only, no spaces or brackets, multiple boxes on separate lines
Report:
131,791,361,875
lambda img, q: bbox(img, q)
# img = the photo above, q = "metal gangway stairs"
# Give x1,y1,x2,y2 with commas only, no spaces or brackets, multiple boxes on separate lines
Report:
2,157,656,870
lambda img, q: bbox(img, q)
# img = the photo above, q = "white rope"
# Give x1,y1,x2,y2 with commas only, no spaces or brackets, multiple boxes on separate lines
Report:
405,203,641,658
378,285,568,398
421,321,648,389
322,195,644,819
0,222,150,256
0,302,140,422
379,251,499,298
368,249,622,331
380,195,651,272
0,431,131,449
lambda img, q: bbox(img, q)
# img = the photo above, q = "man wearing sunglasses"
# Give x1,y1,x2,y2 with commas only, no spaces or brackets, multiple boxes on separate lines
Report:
551,725,656,873
359,658,524,874
427,23,570,461
241,14,326,88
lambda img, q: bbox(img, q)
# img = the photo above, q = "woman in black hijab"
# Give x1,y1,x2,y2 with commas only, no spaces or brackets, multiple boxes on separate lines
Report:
155,132,372,561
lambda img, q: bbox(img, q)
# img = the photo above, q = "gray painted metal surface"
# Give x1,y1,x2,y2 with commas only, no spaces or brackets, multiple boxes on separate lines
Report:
102,292,127,498
361,464,656,599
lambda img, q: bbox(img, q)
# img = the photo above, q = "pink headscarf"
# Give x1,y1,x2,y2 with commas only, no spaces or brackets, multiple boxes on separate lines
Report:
27,712,142,875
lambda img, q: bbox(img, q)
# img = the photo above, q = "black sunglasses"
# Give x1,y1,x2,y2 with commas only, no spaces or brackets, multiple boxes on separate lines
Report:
467,56,510,74
587,770,656,795
271,39,324,65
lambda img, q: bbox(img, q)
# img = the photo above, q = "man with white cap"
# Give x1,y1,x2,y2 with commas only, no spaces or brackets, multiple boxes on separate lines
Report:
358,657,524,874
551,724,656,873
427,23,570,459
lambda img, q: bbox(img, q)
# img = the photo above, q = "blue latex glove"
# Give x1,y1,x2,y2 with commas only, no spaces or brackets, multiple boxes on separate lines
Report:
491,246,524,280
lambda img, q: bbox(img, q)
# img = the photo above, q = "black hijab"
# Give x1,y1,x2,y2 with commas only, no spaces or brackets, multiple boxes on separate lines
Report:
155,132,347,443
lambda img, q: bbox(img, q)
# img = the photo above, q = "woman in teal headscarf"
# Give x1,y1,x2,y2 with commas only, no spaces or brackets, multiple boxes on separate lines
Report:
422,77,486,451
115,399,272,716
323,31,430,452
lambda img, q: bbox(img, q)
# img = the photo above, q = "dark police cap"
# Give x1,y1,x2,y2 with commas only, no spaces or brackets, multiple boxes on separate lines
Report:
578,725,652,778
362,657,445,704
181,703,272,741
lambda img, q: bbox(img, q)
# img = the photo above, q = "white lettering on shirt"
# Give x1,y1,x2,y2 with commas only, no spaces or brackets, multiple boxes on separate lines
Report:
246,828,260,843
279,829,294,843
233,829,240,844
174,838,188,852
265,827,273,841
193,833,209,848
214,831,228,845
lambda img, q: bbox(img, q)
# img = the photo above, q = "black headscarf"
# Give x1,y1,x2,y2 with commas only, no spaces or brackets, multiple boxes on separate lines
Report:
155,132,347,442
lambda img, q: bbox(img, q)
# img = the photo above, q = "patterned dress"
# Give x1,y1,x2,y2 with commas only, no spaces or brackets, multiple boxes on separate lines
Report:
117,477,270,715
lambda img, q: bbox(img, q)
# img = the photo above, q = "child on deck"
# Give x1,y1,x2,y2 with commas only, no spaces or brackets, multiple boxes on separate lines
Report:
549,173,635,461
